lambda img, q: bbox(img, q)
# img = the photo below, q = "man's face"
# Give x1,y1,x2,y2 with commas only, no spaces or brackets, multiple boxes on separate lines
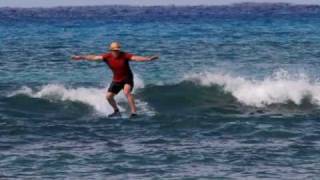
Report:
111,50,120,57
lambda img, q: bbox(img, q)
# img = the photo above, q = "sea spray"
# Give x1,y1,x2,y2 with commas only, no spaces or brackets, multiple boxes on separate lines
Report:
184,70,320,107
8,75,154,116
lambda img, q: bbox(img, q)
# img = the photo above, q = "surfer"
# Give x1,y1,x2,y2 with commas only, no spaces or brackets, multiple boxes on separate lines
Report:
72,42,158,117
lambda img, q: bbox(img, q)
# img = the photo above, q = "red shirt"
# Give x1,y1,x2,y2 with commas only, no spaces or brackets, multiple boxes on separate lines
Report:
102,52,134,82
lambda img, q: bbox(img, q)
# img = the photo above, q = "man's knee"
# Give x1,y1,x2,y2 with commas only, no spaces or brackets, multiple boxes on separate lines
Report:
106,92,115,100
123,84,133,97
123,90,132,97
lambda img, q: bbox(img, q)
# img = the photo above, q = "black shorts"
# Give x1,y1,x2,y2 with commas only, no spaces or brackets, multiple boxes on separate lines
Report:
108,79,134,94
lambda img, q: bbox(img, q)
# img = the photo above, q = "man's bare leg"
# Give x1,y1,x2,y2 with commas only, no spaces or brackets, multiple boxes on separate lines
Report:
106,92,119,112
123,84,137,114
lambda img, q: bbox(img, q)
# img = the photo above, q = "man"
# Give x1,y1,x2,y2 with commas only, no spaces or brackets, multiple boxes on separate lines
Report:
72,42,158,117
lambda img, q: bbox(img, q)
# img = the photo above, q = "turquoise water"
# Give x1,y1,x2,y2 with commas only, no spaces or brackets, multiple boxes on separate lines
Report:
1,4,320,179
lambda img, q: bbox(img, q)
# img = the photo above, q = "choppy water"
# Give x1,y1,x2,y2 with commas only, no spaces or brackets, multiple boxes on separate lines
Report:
1,4,320,179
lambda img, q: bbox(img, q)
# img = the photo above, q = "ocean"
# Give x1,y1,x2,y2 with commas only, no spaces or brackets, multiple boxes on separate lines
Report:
1,3,320,179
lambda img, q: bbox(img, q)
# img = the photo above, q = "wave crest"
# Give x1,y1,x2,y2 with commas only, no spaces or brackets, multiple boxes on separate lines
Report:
184,70,320,107
7,71,320,117
9,84,112,115
8,76,154,116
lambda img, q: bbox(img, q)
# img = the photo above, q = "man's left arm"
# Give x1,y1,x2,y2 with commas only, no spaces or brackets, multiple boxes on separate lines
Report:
130,55,159,62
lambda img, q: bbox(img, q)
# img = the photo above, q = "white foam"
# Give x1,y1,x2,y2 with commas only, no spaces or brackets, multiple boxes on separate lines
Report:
185,70,320,107
9,75,154,116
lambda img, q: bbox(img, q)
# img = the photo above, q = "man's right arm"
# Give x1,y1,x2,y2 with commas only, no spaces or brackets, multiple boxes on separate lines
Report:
71,55,103,61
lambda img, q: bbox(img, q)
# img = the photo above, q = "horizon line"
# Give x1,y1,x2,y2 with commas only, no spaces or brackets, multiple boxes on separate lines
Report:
1,2,319,9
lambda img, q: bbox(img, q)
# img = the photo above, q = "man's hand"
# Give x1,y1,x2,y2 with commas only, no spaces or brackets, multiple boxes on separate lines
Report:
148,55,159,61
71,55,83,60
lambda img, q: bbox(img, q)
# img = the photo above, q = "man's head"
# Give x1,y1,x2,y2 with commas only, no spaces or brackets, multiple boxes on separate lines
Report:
109,42,121,57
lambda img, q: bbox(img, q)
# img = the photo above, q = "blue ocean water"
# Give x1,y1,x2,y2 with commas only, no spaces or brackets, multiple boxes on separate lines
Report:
1,3,320,179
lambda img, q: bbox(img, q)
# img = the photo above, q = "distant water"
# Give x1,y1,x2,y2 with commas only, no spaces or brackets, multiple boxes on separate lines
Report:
1,3,320,179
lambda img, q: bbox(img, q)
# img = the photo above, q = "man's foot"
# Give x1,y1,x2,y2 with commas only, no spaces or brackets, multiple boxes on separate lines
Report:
108,109,121,118
129,113,138,118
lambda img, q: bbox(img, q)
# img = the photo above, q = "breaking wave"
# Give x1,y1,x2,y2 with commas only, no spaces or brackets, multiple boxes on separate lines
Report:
7,76,154,117
184,70,320,107
7,70,320,117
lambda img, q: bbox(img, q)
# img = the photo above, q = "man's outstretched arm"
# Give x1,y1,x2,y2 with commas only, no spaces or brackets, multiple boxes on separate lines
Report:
71,55,103,61
130,55,159,62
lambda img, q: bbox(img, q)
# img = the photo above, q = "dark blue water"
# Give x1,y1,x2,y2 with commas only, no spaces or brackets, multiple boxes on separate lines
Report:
1,4,320,179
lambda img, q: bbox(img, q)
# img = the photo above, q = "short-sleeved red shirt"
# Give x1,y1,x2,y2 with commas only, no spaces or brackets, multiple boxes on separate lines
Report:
102,52,134,82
